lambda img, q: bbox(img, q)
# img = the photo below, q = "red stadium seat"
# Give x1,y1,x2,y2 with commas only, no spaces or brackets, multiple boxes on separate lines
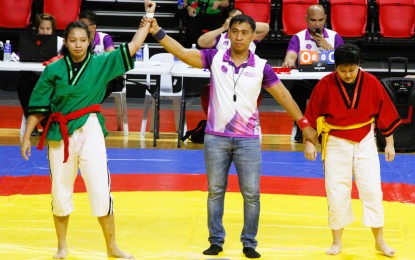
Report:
44,0,81,30
282,0,318,35
378,0,415,38
330,0,368,37
0,0,32,28
234,0,271,23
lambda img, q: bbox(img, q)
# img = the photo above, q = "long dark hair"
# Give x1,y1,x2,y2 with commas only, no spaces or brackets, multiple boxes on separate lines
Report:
61,21,93,56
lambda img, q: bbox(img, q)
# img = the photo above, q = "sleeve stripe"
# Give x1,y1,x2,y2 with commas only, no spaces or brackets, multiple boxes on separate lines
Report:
120,43,134,71
380,117,403,136
28,106,50,115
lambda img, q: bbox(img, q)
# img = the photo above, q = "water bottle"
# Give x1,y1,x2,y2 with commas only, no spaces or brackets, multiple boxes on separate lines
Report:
3,40,12,62
178,0,184,9
191,43,197,50
143,44,149,64
135,48,143,62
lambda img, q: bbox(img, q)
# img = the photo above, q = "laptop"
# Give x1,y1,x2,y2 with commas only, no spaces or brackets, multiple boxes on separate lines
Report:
297,50,335,72
19,34,58,62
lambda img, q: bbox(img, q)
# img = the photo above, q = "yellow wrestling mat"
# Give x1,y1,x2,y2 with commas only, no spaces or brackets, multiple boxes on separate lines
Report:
0,191,414,259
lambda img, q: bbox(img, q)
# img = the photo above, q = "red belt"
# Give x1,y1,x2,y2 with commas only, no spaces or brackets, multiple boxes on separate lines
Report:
37,104,102,163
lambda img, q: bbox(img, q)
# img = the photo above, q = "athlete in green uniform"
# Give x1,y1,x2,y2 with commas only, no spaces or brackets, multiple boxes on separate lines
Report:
20,1,156,258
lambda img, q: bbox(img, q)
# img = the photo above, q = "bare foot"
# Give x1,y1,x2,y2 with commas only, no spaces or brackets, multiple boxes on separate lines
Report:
53,247,67,259
326,244,342,255
107,248,135,259
376,242,395,257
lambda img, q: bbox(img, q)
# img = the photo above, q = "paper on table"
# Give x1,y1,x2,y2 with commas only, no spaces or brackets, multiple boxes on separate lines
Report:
135,61,161,66
148,61,161,66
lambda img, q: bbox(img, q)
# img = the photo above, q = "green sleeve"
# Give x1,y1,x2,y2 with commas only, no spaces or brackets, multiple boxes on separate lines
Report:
28,66,55,115
94,43,135,83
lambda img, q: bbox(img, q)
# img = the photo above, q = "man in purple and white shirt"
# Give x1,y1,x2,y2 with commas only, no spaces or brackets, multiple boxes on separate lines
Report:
146,13,317,258
282,4,344,142
282,5,343,68
79,10,115,54
197,8,270,116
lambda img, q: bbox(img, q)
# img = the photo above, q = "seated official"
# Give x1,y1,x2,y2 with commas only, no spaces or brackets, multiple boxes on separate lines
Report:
281,4,344,142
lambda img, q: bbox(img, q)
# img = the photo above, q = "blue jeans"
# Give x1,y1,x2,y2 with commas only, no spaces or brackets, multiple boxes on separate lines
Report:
203,133,261,249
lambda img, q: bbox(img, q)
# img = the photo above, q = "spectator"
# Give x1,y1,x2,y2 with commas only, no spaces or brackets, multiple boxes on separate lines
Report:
183,0,230,47
282,4,344,142
144,14,317,258
20,0,156,257
17,13,63,138
79,10,115,54
197,8,269,51
197,8,270,115
79,10,124,101
304,43,400,257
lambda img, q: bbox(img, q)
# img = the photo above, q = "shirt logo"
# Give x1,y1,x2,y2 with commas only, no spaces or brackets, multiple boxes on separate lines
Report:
221,65,228,73
306,44,312,50
244,71,255,78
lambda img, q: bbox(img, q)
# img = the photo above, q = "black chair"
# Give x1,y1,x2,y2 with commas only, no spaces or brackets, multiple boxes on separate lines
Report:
377,77,415,152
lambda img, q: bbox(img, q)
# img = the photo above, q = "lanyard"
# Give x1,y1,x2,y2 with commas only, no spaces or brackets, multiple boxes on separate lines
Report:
232,65,246,102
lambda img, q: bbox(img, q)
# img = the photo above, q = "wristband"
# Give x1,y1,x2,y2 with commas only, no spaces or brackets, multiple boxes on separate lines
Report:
152,28,166,42
297,117,311,130
146,12,154,18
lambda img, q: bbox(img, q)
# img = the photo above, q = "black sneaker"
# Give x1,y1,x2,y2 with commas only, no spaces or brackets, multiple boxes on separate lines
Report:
243,247,261,258
31,128,41,136
203,244,223,255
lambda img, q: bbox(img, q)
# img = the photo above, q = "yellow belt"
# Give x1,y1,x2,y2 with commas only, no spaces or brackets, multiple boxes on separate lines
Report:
316,116,375,161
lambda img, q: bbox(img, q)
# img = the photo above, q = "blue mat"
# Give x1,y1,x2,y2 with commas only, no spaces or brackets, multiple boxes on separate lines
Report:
2,146,414,185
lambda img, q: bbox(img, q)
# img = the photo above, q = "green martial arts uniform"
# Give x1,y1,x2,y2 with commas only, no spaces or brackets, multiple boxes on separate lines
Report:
28,43,134,141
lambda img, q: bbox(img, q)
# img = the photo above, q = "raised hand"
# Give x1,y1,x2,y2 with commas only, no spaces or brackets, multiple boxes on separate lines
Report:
145,0,156,14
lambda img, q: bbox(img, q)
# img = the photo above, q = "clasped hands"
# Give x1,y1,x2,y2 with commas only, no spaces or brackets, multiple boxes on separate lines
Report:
141,0,162,34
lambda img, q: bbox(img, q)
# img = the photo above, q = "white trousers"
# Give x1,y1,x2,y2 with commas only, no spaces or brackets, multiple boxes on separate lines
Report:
48,114,113,217
324,127,384,230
